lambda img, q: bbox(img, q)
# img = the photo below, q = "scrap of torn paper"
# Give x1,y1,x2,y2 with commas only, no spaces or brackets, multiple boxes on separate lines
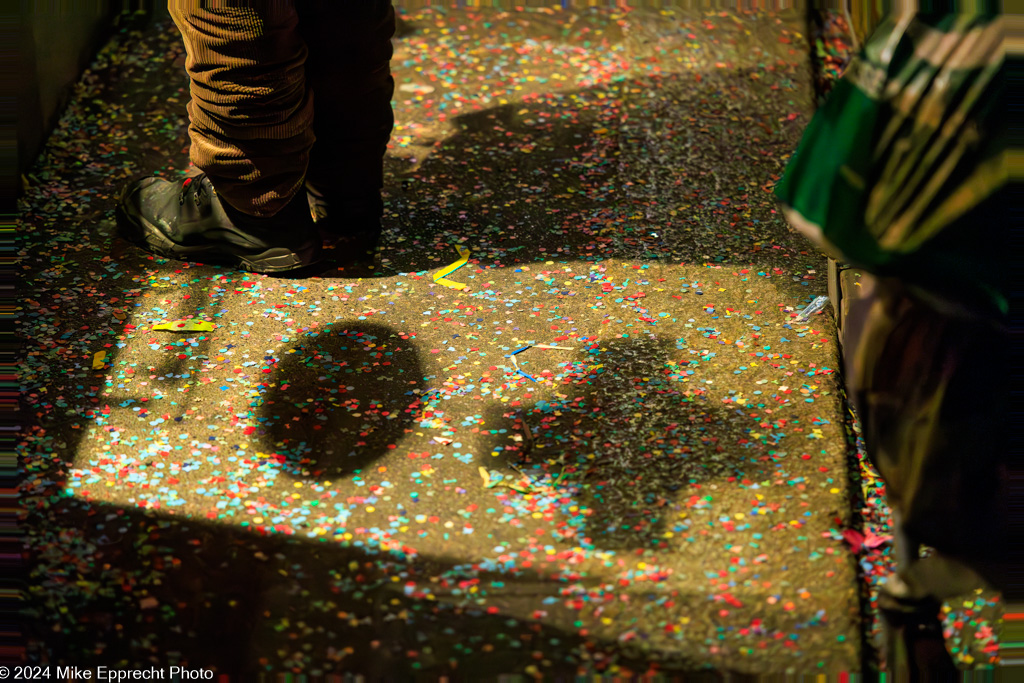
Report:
398,83,435,94
92,351,107,369
152,319,217,332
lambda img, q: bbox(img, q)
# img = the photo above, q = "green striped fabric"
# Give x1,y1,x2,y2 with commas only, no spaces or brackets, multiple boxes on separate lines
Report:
775,11,1007,317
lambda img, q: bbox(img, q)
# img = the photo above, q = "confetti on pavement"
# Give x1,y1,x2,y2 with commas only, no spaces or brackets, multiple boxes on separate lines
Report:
16,5,999,678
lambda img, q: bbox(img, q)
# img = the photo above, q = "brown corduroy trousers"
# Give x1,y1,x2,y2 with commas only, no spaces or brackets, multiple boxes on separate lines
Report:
169,1,395,217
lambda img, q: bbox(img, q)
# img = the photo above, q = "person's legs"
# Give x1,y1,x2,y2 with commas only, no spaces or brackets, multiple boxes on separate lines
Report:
845,279,1009,580
169,3,313,217
117,3,323,273
296,0,395,239
844,276,1009,675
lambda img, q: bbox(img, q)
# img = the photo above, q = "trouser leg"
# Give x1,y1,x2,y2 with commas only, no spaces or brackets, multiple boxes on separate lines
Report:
296,0,395,219
169,2,312,217
844,278,1003,674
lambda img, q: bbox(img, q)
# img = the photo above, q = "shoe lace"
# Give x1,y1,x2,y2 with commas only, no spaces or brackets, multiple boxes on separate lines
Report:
178,173,209,207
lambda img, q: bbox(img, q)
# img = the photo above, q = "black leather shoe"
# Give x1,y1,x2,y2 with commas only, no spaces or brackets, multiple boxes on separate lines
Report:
116,173,322,274
305,183,383,264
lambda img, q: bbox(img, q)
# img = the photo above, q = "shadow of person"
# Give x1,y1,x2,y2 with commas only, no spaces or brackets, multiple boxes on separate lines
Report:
477,334,758,552
257,322,426,478
377,66,816,298
40,497,738,680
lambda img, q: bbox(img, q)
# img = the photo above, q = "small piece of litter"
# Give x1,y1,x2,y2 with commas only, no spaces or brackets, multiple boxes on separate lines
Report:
398,83,435,94
433,246,471,290
152,319,216,332
795,295,830,322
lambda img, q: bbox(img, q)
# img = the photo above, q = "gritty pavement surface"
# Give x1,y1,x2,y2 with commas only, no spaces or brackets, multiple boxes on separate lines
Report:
20,7,873,678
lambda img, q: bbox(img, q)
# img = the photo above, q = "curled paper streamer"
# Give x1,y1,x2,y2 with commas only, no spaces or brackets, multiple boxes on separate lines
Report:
433,245,471,290
505,342,573,381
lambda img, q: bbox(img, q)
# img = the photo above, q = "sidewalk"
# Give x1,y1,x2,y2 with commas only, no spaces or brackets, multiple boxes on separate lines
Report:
20,7,866,677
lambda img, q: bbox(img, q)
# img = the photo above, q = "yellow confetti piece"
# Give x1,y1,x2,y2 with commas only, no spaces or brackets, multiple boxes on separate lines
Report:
152,319,216,332
478,466,491,488
91,351,106,369
433,245,470,290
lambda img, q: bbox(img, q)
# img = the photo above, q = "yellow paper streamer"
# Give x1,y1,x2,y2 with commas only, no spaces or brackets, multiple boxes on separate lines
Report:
433,245,470,290
91,351,107,369
152,319,216,332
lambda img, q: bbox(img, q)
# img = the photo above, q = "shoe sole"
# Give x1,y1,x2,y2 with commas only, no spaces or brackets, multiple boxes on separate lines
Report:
116,205,321,275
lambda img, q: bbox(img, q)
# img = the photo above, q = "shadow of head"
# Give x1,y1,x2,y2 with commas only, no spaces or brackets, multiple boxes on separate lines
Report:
257,322,425,478
484,334,755,552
